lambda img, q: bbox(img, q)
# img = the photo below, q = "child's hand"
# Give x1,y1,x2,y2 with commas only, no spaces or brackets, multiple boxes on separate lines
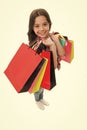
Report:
50,32,59,43
50,32,66,56
42,37,54,47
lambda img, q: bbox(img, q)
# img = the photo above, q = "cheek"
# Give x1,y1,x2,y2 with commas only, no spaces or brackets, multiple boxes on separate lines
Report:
46,26,50,31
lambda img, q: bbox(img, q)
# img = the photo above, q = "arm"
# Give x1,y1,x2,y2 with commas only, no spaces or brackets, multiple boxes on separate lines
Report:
49,43,57,69
42,38,57,69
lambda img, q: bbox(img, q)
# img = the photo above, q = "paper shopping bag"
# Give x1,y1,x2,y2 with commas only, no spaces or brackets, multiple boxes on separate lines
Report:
69,40,74,62
40,51,56,90
60,39,74,63
29,58,48,93
54,32,74,63
4,43,45,93
58,34,66,47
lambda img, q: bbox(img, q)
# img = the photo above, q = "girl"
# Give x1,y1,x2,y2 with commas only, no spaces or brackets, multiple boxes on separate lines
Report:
27,8,65,110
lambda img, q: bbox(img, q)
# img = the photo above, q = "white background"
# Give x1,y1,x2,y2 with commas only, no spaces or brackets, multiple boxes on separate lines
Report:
0,0,87,130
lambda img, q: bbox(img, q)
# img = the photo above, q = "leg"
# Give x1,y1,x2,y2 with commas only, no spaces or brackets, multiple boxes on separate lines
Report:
34,88,44,101
34,88,45,110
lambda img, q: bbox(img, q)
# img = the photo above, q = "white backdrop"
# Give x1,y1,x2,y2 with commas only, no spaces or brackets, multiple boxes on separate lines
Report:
0,0,87,130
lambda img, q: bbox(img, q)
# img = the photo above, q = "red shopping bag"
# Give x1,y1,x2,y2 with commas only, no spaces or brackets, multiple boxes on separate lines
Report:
60,39,74,63
28,58,48,93
54,32,74,63
40,51,56,90
4,43,45,93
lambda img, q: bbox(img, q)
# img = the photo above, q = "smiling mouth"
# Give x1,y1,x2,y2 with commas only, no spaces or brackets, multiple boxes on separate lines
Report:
39,31,47,36
39,32,46,35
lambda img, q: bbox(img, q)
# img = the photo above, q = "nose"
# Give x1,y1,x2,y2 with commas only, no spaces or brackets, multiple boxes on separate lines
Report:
39,26,44,31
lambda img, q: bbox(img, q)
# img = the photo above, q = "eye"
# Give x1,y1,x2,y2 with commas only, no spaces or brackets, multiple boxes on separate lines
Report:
43,23,48,26
34,25,39,28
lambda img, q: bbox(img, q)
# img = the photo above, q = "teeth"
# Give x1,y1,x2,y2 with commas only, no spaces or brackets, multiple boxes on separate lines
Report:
39,32,45,35
40,34,45,36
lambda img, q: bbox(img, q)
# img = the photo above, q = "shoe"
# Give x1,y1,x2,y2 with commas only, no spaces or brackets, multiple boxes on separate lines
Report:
36,101,45,110
40,99,49,106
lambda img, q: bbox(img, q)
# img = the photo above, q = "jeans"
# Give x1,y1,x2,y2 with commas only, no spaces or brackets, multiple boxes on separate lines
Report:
34,88,44,101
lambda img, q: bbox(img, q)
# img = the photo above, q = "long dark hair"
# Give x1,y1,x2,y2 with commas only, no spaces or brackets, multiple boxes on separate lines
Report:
27,8,52,45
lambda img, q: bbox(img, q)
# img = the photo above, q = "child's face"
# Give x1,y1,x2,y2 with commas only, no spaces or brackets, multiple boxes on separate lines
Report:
33,15,50,39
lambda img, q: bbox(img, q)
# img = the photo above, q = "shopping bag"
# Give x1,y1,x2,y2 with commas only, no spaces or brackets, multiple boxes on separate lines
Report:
69,40,74,62
30,42,56,90
29,58,48,93
54,32,66,46
60,39,74,63
58,34,66,47
4,43,45,93
40,51,56,90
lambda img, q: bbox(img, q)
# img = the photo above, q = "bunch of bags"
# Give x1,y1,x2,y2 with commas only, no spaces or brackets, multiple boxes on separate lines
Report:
4,33,74,94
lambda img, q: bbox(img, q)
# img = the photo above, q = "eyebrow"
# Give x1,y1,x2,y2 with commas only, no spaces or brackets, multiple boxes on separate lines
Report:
34,21,48,25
